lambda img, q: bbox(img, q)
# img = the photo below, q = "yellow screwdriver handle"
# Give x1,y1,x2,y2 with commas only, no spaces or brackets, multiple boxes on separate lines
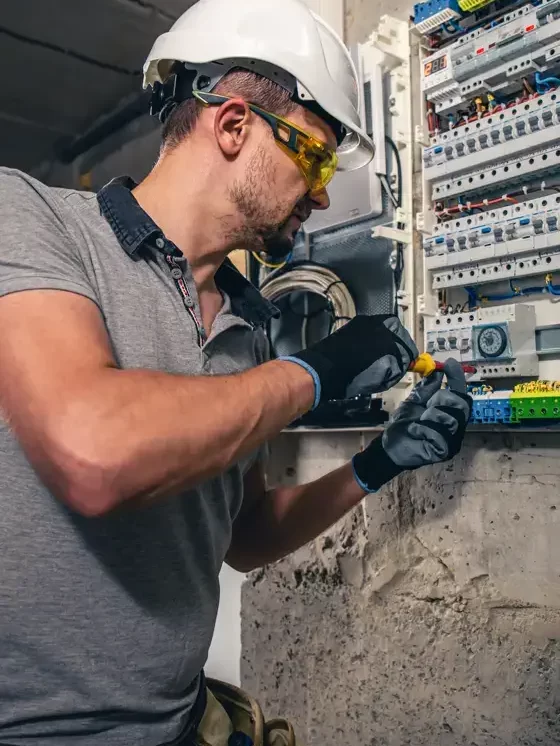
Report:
409,352,437,377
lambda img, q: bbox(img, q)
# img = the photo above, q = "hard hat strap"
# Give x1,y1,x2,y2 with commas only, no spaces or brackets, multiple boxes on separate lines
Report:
149,61,345,145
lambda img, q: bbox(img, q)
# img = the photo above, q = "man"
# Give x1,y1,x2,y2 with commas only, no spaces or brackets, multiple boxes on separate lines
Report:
0,0,471,743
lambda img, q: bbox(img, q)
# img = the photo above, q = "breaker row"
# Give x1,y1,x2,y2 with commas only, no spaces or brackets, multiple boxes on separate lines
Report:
425,303,538,379
424,33,560,114
424,89,560,175
424,194,560,282
423,0,558,80
431,140,560,199
422,0,560,109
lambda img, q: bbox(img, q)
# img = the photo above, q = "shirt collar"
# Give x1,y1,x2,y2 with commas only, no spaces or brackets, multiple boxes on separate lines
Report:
97,176,279,328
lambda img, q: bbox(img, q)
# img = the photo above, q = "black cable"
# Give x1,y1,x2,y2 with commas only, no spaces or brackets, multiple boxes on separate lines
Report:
384,136,405,316
287,294,331,319
385,135,403,208
324,279,346,295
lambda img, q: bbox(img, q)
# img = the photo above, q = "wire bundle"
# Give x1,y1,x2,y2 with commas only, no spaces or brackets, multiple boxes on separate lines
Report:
259,263,356,333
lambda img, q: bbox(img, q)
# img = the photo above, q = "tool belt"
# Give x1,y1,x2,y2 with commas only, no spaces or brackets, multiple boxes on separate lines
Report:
196,679,297,746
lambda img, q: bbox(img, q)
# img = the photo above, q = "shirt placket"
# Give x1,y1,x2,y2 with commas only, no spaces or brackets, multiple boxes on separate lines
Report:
161,249,207,348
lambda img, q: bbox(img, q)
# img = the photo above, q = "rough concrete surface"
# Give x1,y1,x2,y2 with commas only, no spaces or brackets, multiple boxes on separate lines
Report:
241,433,560,745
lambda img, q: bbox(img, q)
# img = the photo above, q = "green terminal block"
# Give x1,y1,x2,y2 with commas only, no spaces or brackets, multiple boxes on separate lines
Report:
510,392,560,422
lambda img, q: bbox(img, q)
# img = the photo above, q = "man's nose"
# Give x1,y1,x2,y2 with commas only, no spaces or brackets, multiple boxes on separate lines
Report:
309,188,330,211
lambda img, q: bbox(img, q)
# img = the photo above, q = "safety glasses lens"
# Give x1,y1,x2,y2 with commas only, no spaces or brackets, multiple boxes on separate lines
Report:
297,137,338,192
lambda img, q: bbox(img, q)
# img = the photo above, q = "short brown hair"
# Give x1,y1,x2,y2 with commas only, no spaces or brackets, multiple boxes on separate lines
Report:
161,68,299,150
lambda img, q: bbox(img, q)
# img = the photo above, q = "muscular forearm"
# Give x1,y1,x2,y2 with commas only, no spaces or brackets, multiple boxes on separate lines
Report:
227,462,368,572
38,360,314,515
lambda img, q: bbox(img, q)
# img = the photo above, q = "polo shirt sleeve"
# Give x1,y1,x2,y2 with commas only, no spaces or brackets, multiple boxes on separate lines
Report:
0,169,101,308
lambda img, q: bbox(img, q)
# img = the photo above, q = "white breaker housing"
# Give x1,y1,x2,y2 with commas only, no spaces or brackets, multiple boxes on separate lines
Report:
425,304,539,380
419,0,560,391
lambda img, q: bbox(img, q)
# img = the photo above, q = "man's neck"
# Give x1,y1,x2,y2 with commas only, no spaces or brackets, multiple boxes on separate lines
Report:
132,152,240,289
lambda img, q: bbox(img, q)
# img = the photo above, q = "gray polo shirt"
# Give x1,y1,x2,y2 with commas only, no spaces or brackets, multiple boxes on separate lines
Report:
0,168,277,745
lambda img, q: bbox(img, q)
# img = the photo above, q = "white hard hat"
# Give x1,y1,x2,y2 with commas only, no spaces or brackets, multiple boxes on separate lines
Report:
143,0,374,171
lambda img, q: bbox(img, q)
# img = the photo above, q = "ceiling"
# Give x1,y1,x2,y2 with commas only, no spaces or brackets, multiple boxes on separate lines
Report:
0,0,198,172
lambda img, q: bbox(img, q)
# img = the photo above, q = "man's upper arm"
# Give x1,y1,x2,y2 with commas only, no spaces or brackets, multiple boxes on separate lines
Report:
0,170,100,306
0,171,116,494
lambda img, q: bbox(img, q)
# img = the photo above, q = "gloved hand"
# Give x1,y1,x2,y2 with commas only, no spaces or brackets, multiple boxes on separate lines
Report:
279,315,418,409
352,359,472,492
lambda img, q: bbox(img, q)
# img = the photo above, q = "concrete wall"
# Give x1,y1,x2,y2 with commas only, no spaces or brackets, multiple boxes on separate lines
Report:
239,0,560,742
241,432,560,745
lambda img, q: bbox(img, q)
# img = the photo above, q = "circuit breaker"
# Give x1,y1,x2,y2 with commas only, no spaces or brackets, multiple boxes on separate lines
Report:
425,303,538,379
414,0,560,426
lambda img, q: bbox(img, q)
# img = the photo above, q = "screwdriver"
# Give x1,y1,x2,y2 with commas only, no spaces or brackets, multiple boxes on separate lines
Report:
409,352,477,377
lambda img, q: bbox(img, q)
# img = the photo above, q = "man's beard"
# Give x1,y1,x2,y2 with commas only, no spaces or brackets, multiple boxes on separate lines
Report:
262,220,297,259
228,148,301,260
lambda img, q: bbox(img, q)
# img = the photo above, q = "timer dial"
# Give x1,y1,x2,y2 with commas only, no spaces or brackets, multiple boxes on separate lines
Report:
477,325,508,359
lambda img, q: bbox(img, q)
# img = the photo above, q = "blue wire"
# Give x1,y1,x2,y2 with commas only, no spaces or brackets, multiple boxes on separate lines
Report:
535,71,560,94
466,278,560,303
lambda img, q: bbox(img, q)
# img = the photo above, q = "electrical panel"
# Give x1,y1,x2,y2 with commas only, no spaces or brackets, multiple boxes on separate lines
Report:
425,303,538,379
417,0,560,426
302,41,386,234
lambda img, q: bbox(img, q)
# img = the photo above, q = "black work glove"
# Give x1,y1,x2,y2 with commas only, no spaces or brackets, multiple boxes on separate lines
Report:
279,315,418,409
352,359,472,492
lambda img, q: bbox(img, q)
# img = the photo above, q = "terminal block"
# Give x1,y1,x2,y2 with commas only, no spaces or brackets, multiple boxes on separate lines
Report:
458,0,494,11
471,391,516,423
510,391,560,419
470,387,560,423
413,0,463,33
425,304,538,378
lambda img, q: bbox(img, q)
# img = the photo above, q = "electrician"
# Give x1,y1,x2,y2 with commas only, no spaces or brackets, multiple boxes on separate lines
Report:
0,0,472,743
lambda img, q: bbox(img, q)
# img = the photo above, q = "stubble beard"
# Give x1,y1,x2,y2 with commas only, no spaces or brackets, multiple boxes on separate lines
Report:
227,147,299,260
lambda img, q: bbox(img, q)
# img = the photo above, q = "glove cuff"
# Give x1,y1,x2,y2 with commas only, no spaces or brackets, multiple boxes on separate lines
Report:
352,437,404,493
278,357,322,410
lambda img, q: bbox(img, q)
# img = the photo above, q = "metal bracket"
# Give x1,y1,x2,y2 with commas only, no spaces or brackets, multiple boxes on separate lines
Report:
417,293,438,316
416,210,434,234
396,290,412,309
372,225,412,243
414,124,429,147
369,15,410,67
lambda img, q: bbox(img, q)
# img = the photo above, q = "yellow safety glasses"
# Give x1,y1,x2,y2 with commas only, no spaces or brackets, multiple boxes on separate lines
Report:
193,90,338,195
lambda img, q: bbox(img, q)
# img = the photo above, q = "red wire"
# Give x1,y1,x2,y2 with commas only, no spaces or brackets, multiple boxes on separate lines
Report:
435,195,517,217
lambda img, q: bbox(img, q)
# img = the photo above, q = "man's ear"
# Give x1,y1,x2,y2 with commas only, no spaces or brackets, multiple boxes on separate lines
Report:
213,98,252,157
